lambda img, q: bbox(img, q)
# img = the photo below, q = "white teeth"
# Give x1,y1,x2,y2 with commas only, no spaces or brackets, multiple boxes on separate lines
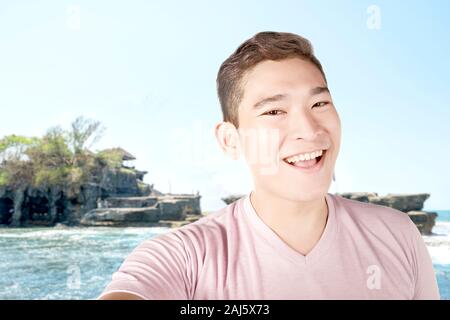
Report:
285,150,323,164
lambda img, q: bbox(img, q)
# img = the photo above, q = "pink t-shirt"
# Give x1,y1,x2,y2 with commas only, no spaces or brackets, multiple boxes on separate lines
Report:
98,193,440,300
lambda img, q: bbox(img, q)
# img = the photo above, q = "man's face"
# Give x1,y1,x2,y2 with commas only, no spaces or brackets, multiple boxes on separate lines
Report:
236,57,341,202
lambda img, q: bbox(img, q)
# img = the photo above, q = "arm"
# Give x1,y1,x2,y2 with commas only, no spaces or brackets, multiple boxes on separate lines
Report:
97,231,193,300
98,292,144,300
408,218,440,300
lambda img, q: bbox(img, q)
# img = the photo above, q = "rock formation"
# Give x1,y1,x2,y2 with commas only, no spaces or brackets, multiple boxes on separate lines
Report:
221,195,244,206
0,148,203,228
80,193,202,227
336,192,437,235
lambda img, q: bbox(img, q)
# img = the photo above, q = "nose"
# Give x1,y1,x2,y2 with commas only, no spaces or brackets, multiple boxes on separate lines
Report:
287,108,323,141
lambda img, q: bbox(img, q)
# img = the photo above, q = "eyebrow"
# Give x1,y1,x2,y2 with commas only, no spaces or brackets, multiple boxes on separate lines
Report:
252,86,330,109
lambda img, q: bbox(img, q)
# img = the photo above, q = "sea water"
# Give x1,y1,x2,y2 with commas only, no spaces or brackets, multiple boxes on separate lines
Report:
422,210,450,299
0,226,169,299
0,211,449,300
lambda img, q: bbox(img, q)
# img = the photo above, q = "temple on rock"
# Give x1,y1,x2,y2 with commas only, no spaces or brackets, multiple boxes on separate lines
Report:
0,148,202,228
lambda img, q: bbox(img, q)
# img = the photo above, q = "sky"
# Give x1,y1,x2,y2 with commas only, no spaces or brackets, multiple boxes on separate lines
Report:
0,0,449,211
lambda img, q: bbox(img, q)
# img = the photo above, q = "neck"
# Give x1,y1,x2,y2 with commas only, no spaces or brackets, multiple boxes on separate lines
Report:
250,187,329,255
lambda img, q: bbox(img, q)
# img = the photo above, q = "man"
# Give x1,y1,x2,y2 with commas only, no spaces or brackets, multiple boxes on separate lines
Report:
98,31,440,300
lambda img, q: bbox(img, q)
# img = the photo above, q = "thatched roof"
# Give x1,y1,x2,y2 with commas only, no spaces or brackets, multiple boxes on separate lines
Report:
101,147,136,161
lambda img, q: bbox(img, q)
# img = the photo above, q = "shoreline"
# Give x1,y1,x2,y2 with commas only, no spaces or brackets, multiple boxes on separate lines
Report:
0,212,211,229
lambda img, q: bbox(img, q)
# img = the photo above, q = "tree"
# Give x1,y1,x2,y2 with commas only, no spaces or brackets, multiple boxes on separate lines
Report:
68,116,105,156
24,128,69,188
0,135,39,188
0,134,39,163
0,116,118,225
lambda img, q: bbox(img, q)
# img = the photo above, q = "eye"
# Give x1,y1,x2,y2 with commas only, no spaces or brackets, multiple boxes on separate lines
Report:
313,101,329,108
262,110,285,116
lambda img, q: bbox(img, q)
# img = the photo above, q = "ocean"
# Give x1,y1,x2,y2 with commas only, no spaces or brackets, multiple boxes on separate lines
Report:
0,211,449,300
422,210,450,300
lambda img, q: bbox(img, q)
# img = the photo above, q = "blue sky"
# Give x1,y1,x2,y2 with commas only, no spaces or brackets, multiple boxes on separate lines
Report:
0,0,449,211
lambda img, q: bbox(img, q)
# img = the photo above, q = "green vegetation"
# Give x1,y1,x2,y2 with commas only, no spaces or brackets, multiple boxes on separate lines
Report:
119,167,135,175
0,117,120,197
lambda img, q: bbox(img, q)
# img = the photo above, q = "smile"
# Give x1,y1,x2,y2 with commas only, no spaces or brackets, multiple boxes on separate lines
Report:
282,149,327,172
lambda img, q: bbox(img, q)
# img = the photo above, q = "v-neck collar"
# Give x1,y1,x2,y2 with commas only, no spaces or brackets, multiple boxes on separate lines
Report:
241,192,338,268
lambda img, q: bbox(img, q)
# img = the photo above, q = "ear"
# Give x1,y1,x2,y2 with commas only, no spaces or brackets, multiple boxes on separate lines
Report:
214,121,240,160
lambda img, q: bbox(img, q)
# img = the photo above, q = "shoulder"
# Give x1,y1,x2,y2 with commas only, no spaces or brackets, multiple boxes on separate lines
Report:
329,193,417,239
141,198,242,253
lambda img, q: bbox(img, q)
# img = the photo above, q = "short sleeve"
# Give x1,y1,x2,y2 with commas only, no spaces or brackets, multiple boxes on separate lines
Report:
97,231,192,300
406,218,440,300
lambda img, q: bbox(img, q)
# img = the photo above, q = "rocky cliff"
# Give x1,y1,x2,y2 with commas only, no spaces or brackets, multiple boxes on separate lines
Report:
80,193,203,227
0,149,202,228
336,192,437,235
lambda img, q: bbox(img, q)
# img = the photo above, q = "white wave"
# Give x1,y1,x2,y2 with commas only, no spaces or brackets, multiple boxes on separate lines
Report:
0,232,67,239
426,246,450,265
121,227,169,235
423,221,450,265
432,221,450,235
0,226,170,239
